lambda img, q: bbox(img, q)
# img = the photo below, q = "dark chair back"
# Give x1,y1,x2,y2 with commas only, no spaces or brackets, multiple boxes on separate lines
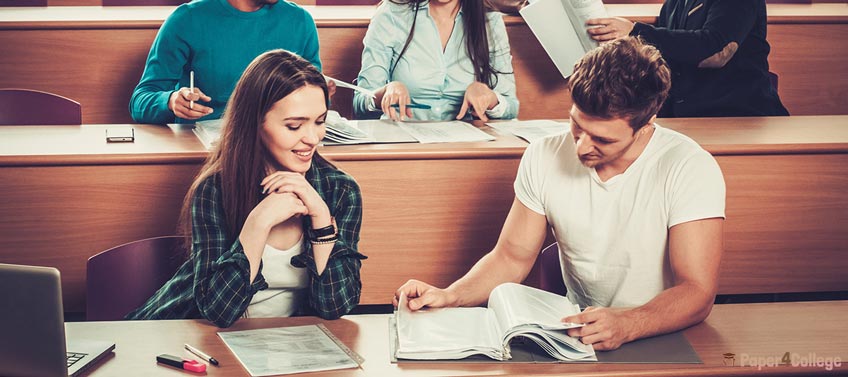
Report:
0,89,82,125
0,0,47,6
86,236,188,321
539,242,567,296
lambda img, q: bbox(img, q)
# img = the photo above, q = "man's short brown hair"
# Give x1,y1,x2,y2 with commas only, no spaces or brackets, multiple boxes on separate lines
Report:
569,37,671,131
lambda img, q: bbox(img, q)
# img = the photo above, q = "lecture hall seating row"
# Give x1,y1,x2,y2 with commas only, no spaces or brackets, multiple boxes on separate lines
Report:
1,117,846,313
1,4,847,123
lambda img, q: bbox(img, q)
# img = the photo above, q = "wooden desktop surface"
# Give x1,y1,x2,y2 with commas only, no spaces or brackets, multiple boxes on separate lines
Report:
1,5,846,123
65,301,848,376
1,116,847,312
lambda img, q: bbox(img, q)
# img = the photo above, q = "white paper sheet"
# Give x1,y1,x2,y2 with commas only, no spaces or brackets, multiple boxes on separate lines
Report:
487,120,568,143
396,121,496,143
520,0,607,78
565,0,609,52
218,325,360,376
325,76,375,98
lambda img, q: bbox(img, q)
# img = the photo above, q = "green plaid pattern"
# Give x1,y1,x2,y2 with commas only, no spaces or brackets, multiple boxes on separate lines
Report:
126,159,365,327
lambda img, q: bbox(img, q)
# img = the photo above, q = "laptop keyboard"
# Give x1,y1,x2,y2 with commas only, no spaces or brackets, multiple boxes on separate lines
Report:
67,352,88,367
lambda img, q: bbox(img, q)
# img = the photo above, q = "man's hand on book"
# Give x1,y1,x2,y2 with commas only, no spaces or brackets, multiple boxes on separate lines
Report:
394,279,459,311
562,307,637,351
585,17,635,43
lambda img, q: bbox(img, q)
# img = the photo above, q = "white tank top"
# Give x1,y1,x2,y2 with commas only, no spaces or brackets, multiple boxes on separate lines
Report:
245,237,308,318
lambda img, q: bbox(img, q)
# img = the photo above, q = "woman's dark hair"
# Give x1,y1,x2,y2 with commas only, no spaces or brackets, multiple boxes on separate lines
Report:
389,0,504,88
179,49,329,247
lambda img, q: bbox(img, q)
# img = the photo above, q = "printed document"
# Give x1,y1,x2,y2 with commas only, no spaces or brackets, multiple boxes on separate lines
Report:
520,0,608,77
218,325,362,376
487,120,568,143
396,121,496,143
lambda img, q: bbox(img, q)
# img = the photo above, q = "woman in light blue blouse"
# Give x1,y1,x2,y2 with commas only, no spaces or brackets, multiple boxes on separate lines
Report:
353,0,518,122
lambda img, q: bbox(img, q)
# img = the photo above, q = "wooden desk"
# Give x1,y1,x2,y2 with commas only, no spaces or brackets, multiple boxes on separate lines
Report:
0,123,526,312
64,301,848,376
1,116,847,313
1,5,847,123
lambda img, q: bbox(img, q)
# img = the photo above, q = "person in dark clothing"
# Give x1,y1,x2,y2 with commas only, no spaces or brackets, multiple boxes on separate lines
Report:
584,0,789,117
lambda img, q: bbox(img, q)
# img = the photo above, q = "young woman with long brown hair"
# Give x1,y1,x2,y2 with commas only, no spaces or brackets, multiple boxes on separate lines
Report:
127,49,365,328
353,0,519,122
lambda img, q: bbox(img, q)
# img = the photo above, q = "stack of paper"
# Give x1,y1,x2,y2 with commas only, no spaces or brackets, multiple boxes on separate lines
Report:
193,118,224,149
324,111,375,144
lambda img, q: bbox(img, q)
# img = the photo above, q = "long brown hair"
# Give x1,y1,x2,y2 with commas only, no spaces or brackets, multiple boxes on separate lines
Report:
180,49,329,247
389,0,505,88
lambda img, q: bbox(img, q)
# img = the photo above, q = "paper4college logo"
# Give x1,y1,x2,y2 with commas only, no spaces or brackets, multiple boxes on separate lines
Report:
723,353,736,366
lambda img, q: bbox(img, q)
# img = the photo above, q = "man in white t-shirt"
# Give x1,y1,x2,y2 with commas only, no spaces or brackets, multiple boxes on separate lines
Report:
394,37,726,351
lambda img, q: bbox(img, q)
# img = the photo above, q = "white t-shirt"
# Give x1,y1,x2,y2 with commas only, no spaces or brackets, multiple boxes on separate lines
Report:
246,238,309,318
514,125,725,308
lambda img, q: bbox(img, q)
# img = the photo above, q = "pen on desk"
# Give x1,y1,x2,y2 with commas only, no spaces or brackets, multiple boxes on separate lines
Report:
391,103,431,110
189,70,195,110
185,343,219,366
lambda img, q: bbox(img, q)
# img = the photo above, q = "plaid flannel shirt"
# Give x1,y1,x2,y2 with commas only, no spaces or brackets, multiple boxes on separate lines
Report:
126,159,365,327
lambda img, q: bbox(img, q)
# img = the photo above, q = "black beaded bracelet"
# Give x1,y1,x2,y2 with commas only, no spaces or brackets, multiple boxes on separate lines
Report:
310,235,338,245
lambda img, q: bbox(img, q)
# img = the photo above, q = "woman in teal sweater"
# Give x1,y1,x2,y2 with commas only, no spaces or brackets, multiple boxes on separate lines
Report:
130,0,322,124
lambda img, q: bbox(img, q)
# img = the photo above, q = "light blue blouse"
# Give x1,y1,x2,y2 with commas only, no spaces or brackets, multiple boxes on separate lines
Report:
353,1,519,121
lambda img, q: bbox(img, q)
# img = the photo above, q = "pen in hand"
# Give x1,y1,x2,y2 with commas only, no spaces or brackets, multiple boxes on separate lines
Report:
185,343,219,366
189,70,195,110
391,103,431,110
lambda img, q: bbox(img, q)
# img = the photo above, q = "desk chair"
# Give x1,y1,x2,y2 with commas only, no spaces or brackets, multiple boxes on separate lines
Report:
86,236,188,321
0,88,82,125
0,0,47,5
539,243,567,296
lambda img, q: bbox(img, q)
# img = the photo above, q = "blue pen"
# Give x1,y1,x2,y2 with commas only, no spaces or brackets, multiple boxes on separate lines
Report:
391,102,431,110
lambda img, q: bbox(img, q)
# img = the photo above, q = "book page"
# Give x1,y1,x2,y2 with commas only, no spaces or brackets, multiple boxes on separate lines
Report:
562,0,609,52
488,283,583,333
395,295,503,359
520,0,586,78
488,283,594,360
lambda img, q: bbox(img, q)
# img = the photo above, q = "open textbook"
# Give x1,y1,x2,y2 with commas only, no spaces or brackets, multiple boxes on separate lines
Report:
394,282,596,361
520,0,608,77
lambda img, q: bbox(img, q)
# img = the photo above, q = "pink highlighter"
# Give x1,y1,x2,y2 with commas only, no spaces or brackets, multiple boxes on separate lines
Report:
157,354,207,373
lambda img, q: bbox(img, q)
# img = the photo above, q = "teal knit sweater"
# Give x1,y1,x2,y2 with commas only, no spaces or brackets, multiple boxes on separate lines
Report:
130,0,322,124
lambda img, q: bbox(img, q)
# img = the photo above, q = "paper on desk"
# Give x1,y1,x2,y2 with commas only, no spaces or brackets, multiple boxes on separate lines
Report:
396,121,496,143
193,118,224,149
487,120,567,143
218,325,362,376
325,76,375,98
